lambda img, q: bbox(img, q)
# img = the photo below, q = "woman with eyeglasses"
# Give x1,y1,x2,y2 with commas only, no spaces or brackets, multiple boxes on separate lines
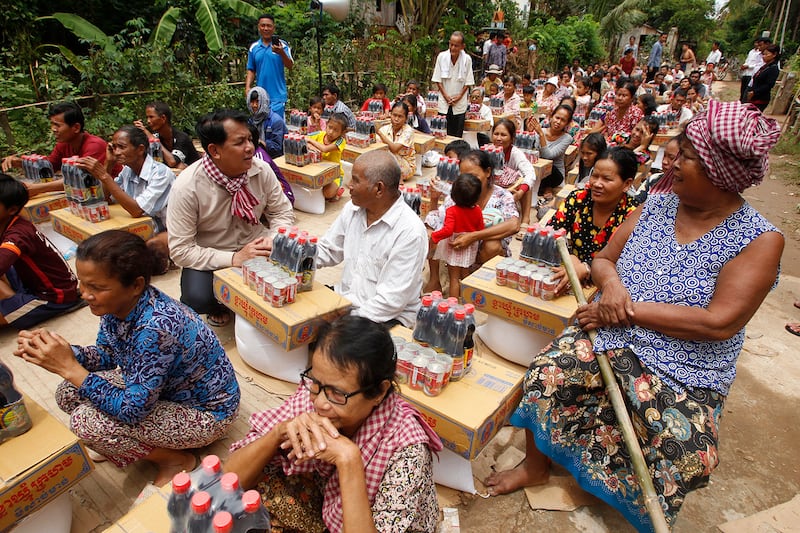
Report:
226,315,443,533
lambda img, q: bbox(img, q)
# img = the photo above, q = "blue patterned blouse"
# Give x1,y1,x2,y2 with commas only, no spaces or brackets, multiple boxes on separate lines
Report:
594,194,779,395
74,286,240,424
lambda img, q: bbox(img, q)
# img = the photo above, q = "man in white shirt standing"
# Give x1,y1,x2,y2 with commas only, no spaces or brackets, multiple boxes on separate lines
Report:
316,150,428,328
740,37,768,103
432,31,475,138
705,41,722,69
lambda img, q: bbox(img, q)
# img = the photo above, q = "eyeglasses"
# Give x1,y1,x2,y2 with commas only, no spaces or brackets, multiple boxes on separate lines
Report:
299,367,370,406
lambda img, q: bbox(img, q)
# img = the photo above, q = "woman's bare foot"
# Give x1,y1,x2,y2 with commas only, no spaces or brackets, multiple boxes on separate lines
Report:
485,457,552,496
150,450,198,487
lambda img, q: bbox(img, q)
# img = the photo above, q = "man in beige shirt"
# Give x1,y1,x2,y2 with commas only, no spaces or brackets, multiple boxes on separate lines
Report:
167,109,294,326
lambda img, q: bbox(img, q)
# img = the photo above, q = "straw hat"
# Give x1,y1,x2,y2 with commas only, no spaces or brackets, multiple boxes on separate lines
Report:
486,64,503,75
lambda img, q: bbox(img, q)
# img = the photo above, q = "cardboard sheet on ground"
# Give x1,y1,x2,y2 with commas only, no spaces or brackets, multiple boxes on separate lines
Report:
523,475,600,512
717,494,800,532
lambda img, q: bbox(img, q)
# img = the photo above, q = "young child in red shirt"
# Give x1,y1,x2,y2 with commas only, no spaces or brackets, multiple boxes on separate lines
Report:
431,173,485,299
360,83,392,118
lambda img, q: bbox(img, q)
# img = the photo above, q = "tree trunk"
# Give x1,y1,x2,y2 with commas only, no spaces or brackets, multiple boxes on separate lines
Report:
0,111,16,150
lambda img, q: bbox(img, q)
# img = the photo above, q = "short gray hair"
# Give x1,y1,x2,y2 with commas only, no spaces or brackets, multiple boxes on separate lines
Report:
451,31,465,44
356,150,400,191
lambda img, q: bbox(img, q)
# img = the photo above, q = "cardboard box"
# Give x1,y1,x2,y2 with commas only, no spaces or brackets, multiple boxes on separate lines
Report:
460,256,595,337
433,135,463,153
464,119,491,132
103,488,170,532
392,326,525,460
0,397,93,532
50,204,154,243
19,192,69,224
274,157,340,189
341,142,388,164
213,267,351,351
412,133,436,154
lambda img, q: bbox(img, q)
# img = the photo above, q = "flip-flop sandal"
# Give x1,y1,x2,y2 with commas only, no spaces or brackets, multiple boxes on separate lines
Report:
785,323,800,337
794,301,800,310
515,223,530,240
206,311,231,328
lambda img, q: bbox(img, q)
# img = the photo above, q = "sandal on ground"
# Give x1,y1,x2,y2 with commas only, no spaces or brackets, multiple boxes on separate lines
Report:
786,323,800,337
206,310,231,328
794,300,800,310
515,223,530,240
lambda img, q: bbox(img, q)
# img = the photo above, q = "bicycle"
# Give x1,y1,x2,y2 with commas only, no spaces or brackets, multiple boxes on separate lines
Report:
716,57,740,81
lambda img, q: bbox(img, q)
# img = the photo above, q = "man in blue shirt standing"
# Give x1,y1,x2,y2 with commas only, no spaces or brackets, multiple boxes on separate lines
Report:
245,14,294,118
647,33,667,82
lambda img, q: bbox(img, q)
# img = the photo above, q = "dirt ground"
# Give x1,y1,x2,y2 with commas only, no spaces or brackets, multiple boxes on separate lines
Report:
453,82,800,532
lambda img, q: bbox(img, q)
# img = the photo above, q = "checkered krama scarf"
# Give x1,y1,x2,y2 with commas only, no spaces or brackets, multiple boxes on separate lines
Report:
202,153,260,224
684,100,780,193
229,386,442,533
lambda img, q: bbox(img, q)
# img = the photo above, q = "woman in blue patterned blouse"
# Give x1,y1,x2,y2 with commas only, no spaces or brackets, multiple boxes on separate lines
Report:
14,230,240,486
485,100,784,531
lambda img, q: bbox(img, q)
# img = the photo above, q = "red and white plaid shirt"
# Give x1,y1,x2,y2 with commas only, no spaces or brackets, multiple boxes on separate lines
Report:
230,386,442,532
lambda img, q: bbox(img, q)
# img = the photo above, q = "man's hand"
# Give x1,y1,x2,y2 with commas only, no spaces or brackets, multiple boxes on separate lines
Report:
232,237,272,266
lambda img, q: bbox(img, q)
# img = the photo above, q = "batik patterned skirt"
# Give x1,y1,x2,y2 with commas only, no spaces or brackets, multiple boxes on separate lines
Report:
510,326,725,532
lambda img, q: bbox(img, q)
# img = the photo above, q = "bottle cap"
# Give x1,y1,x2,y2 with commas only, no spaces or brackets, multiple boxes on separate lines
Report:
242,490,262,512
455,310,466,320
463,303,475,314
437,302,450,312
431,290,443,300
201,454,221,474
191,491,212,513
220,472,240,491
447,297,459,306
172,472,191,493
212,510,233,532
421,295,433,306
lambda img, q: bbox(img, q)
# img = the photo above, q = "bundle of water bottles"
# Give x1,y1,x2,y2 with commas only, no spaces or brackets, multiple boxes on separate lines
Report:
240,226,318,307
434,156,460,195
493,224,567,301
362,99,386,118
489,96,504,115
283,134,320,167
465,103,482,121
345,117,376,148
167,455,271,533
651,108,680,133
0,361,33,444
585,105,612,129
425,92,439,112
62,156,110,222
512,132,540,165
394,293,477,396
400,185,422,215
479,144,505,178
429,116,448,138
286,110,309,134
20,154,55,183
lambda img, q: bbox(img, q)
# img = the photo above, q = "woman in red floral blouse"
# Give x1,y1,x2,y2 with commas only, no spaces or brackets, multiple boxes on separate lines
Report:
591,82,643,142
549,147,639,294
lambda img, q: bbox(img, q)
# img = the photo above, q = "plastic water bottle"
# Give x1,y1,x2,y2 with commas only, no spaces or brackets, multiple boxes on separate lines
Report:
212,510,234,533
445,310,468,380
521,225,537,261
430,302,450,352
150,138,163,163
168,472,194,533
235,490,271,532
412,295,434,345
533,228,549,266
191,455,223,495
300,236,318,292
217,472,245,517
271,227,287,265
187,491,214,533
462,304,477,372
289,236,305,283
551,228,567,267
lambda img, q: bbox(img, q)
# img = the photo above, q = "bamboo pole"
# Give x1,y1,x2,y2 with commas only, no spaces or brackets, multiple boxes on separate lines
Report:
556,237,670,533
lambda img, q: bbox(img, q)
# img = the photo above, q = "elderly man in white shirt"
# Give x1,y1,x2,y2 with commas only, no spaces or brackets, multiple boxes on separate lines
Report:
432,31,475,138
316,150,428,327
740,38,768,103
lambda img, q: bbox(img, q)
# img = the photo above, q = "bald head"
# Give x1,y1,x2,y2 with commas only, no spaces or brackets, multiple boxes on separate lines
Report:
355,150,401,193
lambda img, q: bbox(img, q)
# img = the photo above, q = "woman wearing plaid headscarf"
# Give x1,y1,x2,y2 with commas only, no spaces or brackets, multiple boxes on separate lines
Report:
486,100,783,532
227,315,443,533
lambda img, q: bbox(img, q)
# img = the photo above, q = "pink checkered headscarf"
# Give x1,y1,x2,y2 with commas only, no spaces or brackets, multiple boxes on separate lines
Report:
684,100,780,193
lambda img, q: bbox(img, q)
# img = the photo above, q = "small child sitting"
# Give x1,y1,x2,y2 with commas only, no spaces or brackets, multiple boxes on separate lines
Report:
307,96,325,134
521,85,538,110
431,173,485,299
360,83,392,117
307,113,348,201
468,88,494,147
